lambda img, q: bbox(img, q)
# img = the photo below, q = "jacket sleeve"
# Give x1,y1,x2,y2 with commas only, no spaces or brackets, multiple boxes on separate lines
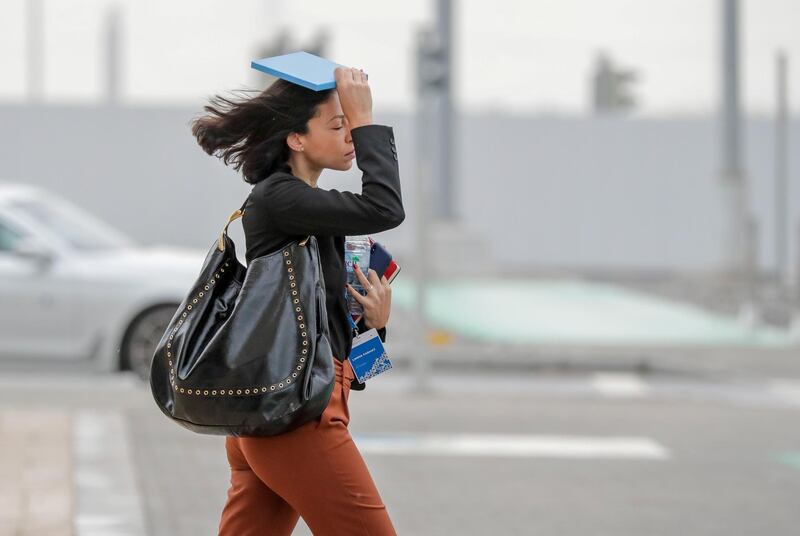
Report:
260,124,405,236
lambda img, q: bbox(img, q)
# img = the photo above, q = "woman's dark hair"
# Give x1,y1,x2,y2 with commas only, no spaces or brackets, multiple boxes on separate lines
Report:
191,79,335,184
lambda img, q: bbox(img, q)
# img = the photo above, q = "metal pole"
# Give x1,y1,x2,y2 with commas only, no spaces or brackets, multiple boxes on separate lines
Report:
412,27,435,394
720,0,747,276
775,51,789,287
26,0,44,102
435,0,455,221
104,6,121,106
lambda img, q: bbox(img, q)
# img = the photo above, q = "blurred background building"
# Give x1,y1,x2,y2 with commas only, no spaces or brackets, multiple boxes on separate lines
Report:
1,0,798,323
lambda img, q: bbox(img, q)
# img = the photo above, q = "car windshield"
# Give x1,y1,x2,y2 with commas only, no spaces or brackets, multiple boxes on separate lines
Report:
10,196,135,251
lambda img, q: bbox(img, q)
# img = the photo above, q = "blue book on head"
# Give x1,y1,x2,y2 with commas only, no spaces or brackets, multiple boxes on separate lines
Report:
251,51,367,91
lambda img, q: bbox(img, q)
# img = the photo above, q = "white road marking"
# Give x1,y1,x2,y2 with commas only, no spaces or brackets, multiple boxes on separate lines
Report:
73,410,148,536
0,372,141,390
354,433,669,459
769,379,800,407
0,410,72,534
592,373,650,397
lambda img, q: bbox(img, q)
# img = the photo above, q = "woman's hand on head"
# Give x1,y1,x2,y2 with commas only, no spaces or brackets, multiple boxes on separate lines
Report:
346,265,391,330
334,66,373,130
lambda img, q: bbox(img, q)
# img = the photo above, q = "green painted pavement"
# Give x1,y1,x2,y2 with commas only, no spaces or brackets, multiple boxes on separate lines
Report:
390,277,797,347
776,452,800,470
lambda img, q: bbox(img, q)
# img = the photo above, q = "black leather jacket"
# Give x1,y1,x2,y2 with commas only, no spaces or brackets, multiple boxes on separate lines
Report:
242,124,405,391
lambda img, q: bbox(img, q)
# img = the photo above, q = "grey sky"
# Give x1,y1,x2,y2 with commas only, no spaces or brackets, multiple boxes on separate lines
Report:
0,0,798,115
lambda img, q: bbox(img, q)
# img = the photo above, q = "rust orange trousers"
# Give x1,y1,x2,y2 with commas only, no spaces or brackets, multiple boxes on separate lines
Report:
218,355,397,535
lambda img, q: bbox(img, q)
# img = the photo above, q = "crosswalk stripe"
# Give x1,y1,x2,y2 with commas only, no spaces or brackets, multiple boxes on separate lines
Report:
592,373,650,397
768,379,800,406
0,410,72,534
73,410,147,536
353,433,669,459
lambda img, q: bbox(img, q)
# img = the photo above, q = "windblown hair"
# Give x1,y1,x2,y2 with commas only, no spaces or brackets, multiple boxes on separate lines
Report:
191,79,334,184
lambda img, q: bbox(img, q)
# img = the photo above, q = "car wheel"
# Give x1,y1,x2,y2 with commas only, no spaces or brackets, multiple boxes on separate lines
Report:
121,305,178,381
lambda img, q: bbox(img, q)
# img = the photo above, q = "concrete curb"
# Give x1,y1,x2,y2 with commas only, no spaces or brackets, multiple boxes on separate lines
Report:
384,342,800,380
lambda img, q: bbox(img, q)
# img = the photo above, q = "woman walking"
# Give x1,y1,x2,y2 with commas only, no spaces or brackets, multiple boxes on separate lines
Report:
191,66,404,535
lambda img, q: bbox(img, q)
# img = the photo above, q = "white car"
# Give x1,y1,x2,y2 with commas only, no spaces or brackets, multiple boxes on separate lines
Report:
0,181,207,380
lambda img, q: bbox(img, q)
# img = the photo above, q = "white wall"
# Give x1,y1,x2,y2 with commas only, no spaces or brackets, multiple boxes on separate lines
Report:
1,104,798,275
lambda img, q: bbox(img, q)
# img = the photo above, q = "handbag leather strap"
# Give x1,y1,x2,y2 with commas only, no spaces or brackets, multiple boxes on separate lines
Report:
217,198,311,252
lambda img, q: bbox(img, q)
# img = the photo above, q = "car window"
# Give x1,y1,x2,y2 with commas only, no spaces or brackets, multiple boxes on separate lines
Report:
0,219,24,252
9,197,133,251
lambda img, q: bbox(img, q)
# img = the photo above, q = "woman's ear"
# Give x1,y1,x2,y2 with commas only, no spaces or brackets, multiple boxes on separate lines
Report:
286,132,304,152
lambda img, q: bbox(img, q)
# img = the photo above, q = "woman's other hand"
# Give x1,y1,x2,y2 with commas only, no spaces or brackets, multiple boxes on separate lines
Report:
346,265,391,330
334,66,373,130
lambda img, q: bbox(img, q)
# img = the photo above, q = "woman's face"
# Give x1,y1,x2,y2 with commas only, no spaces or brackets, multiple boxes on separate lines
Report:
295,92,356,172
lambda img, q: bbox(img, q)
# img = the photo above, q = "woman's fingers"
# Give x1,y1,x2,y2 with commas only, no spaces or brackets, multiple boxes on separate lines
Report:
339,66,365,84
357,266,383,295
346,283,367,304
334,66,350,86
354,264,370,288
367,268,381,289
335,65,372,127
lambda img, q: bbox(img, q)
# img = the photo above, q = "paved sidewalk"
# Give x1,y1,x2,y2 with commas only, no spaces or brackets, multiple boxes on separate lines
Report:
0,410,73,536
2,367,799,535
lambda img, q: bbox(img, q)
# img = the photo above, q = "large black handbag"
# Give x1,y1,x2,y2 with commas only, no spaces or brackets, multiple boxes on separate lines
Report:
149,200,336,436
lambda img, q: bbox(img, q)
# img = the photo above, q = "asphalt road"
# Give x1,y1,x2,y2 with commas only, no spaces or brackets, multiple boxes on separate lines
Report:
1,364,799,536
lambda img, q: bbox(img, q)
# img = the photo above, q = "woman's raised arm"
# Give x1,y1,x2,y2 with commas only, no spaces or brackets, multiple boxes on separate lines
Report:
259,124,405,237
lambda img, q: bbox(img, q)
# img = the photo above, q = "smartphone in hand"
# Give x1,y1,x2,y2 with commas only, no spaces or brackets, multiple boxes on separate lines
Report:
368,238,400,283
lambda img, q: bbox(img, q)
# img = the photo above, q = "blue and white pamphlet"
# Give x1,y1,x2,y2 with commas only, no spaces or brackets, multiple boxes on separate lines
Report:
347,328,392,384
